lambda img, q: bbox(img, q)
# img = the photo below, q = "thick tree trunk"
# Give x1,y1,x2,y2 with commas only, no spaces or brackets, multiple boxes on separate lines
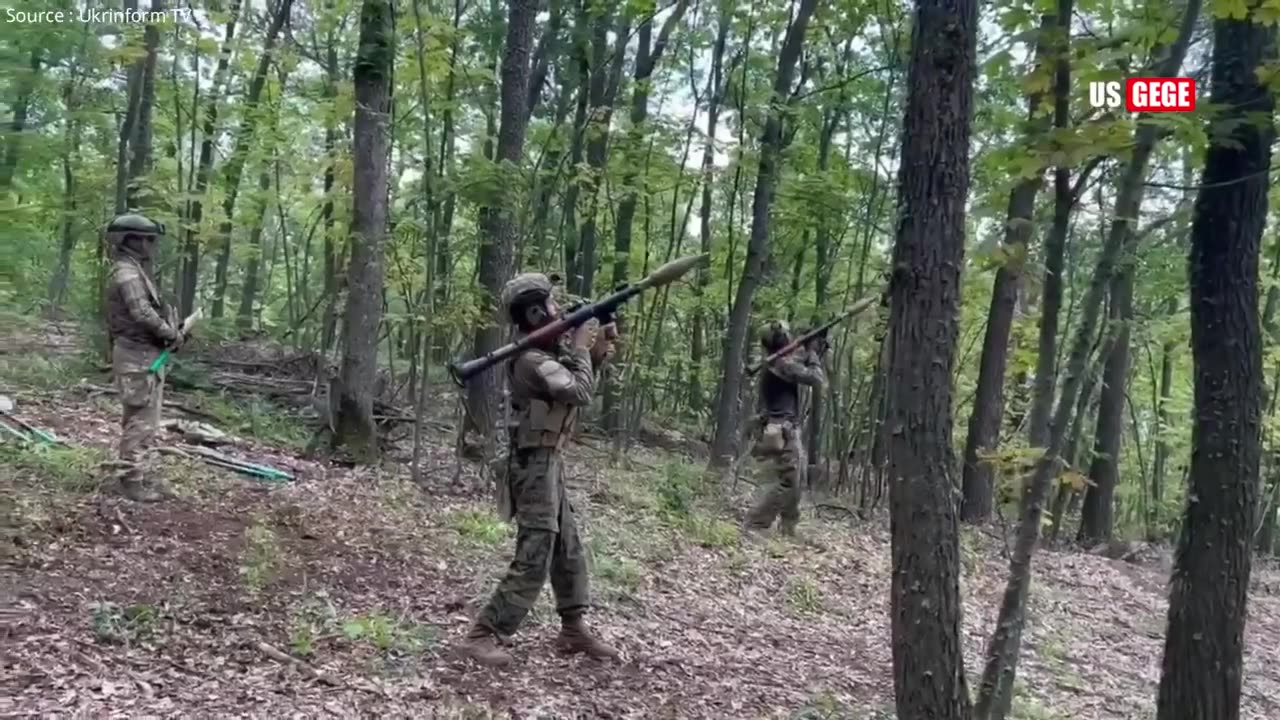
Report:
334,0,393,462
960,14,1054,525
886,0,977,713
466,0,538,448
180,1,242,317
211,0,293,320
708,0,820,468
1156,10,1275,718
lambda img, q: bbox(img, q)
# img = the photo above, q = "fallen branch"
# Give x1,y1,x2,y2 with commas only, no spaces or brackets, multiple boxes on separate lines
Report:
255,641,387,697
256,641,340,686
813,502,859,519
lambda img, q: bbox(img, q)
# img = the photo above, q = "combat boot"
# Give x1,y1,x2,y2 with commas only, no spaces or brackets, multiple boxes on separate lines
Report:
454,624,512,667
119,477,164,503
556,615,619,660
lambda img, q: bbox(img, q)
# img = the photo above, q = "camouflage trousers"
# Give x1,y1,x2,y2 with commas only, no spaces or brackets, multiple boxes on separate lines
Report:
112,341,165,483
478,447,590,636
745,419,805,534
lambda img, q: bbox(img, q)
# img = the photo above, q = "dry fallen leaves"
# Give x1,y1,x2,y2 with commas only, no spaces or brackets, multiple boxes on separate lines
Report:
4,332,1280,719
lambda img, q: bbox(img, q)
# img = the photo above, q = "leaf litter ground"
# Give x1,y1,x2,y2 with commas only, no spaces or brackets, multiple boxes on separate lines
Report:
4,338,1280,718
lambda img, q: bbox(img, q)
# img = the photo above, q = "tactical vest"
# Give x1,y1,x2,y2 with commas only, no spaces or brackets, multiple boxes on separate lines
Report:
106,258,166,348
759,366,800,420
507,351,577,450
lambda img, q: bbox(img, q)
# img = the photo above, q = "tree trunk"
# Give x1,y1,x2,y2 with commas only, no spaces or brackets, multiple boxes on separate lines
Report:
1077,0,1200,544
237,68,290,332
465,0,538,449
525,0,563,119
0,48,42,190
971,0,1073,715
180,1,243,317
708,0,820,468
1025,152,1072,448
48,72,82,313
1156,9,1274,718
806,99,843,474
1078,271,1133,546
689,8,731,414
126,0,163,210
334,0,394,463
571,6,630,297
235,167,273,332
1150,295,1177,527
885,0,977,716
114,0,145,216
603,1,689,431
211,0,294,320
321,8,342,353
960,14,1055,525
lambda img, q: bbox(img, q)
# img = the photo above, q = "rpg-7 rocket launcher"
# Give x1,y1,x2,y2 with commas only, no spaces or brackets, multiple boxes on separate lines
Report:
745,291,881,376
448,253,710,385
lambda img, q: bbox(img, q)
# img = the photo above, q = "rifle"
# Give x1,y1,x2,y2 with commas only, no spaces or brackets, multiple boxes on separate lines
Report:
745,292,880,376
448,253,709,385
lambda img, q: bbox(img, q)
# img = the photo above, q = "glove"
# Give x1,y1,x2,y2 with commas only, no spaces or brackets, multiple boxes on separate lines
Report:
167,328,186,352
806,334,829,356
572,318,600,353
591,322,617,366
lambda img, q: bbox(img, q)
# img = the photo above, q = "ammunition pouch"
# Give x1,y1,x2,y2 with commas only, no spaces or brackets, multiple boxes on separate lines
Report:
515,398,575,449
759,421,787,453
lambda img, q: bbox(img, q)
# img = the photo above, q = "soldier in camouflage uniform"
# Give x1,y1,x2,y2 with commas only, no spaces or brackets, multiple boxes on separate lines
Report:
104,214,187,502
456,272,620,667
744,320,827,535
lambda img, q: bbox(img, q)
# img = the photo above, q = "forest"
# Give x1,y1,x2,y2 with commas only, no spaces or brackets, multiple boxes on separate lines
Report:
2,0,1280,717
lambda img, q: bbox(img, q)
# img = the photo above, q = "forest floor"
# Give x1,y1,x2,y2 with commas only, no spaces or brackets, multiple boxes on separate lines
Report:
4,318,1280,719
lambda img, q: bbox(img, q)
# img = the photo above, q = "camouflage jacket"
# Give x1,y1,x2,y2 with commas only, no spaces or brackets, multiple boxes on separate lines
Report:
106,256,177,349
758,349,826,421
506,336,596,451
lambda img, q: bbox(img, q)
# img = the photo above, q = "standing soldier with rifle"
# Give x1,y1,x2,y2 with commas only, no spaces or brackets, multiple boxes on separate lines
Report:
104,214,189,502
454,272,620,667
744,320,829,536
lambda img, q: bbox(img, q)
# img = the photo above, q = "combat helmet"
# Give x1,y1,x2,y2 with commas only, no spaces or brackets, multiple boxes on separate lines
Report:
760,319,791,352
500,273,554,318
105,213,166,247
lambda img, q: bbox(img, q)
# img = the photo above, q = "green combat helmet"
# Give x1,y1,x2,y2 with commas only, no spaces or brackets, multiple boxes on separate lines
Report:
500,273,554,317
105,213,166,247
